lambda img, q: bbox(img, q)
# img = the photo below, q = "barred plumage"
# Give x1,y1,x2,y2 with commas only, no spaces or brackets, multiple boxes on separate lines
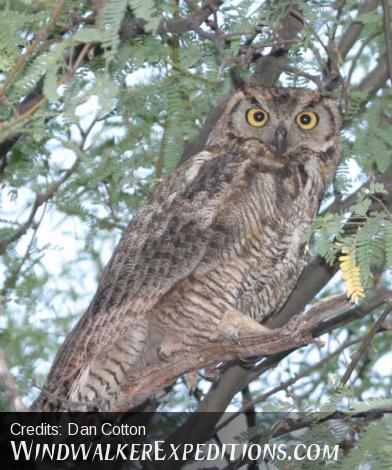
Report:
32,85,340,411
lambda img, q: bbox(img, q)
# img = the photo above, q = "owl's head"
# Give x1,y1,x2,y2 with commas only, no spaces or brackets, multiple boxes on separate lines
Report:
207,84,340,162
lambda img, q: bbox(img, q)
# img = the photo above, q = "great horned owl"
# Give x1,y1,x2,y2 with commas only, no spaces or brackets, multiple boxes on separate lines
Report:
32,84,340,411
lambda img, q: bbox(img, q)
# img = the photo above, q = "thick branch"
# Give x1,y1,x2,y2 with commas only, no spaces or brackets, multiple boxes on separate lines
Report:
356,55,388,95
112,297,350,411
150,290,391,470
338,0,379,60
121,0,224,37
253,4,303,85
218,336,362,432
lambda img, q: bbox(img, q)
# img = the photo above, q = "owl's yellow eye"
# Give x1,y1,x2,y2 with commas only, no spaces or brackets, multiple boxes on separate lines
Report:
296,111,318,130
246,108,269,127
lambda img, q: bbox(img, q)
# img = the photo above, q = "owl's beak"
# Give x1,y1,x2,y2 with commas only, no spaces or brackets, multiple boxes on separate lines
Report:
275,125,287,156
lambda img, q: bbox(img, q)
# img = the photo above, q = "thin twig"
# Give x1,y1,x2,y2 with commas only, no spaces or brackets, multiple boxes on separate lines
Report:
347,29,383,85
0,155,80,255
278,65,324,91
0,42,92,145
339,304,392,386
0,0,67,100
1,202,48,296
328,0,346,47
223,407,392,470
216,335,368,433
0,42,94,251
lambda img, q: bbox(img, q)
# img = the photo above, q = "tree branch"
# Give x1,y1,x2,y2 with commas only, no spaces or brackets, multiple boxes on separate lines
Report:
121,0,224,37
139,290,391,469
0,155,80,255
339,304,392,386
356,55,388,95
111,295,352,411
216,296,392,433
0,0,67,101
153,287,392,467
224,408,391,470
181,3,303,161
338,0,379,60
0,1,224,166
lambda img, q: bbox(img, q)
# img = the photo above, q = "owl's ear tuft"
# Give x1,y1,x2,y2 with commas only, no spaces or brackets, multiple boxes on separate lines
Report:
230,68,248,92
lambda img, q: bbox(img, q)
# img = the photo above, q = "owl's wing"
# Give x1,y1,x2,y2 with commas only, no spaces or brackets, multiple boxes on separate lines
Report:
41,147,261,399
89,149,252,318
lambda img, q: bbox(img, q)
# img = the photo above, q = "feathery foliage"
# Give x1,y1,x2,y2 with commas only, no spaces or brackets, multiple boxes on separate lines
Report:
0,0,391,466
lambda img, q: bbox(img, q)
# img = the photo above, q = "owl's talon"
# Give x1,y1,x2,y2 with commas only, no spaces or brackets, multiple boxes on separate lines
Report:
184,371,198,393
216,323,241,344
158,335,183,361
238,355,259,366
203,367,220,382
157,348,170,362
216,310,273,343
228,331,242,346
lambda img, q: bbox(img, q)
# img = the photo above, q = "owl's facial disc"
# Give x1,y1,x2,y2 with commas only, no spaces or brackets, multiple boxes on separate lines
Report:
237,90,336,157
206,86,339,159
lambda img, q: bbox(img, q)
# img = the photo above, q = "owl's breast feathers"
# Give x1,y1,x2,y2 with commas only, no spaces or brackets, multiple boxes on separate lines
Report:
33,142,334,410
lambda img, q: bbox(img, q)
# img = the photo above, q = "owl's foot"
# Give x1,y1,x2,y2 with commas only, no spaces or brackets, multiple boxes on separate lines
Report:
216,310,273,344
158,335,183,361
184,371,198,393
203,367,220,382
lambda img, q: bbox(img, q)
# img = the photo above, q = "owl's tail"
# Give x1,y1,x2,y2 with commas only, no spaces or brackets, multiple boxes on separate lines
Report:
31,321,149,411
